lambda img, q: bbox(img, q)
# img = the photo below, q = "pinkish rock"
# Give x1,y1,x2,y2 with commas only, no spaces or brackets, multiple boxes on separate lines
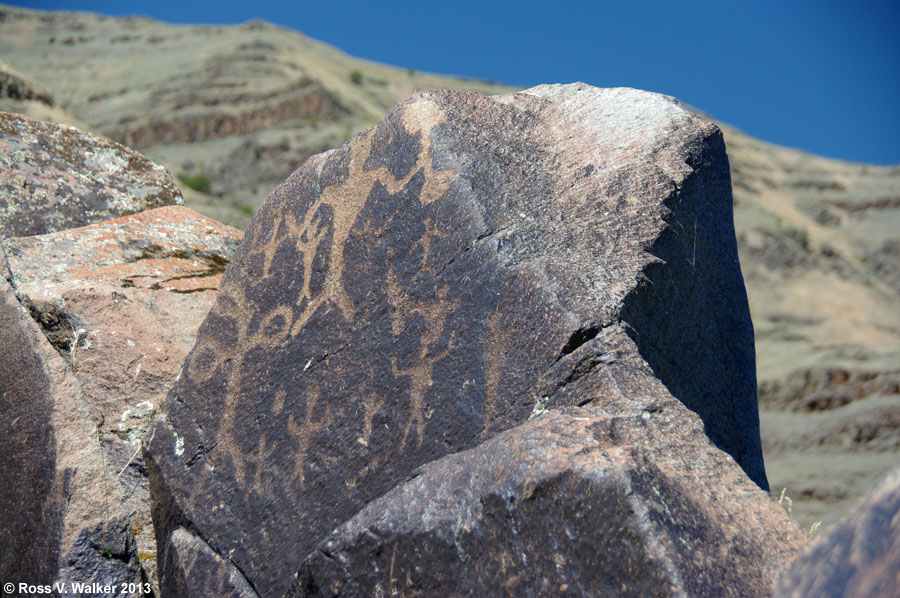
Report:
0,205,240,595
3,205,241,428
0,112,183,238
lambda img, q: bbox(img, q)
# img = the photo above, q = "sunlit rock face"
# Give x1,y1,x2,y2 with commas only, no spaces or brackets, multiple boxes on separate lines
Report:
145,83,767,597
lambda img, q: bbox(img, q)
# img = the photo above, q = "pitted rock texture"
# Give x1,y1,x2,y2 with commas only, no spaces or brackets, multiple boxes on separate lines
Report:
0,112,183,238
0,206,240,595
145,83,764,597
290,384,806,598
774,466,900,598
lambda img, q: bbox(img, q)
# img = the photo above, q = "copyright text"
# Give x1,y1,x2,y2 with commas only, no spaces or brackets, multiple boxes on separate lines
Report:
3,581,152,595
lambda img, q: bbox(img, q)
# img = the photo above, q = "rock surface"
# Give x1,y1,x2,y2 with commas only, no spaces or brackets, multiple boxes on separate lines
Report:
1,264,143,597
291,397,806,598
4,1,898,536
0,265,67,596
0,206,240,595
0,111,183,238
774,466,900,598
145,83,765,597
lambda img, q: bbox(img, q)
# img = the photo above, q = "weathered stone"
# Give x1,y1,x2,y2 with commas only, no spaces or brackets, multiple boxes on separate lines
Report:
0,112,183,238
290,384,806,597
774,466,900,598
163,529,258,598
0,262,65,595
0,267,136,597
3,205,241,427
145,83,764,597
0,206,240,595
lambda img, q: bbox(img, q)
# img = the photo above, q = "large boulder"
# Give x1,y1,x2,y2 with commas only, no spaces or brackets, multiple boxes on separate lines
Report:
145,83,766,597
0,206,240,596
290,385,806,597
774,466,900,598
0,112,183,238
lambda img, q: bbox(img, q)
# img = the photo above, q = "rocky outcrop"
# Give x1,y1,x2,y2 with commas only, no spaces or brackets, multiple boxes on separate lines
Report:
0,206,240,596
758,364,900,528
0,60,54,105
0,112,183,238
4,3,897,540
291,378,805,598
759,367,900,414
115,85,346,149
774,466,900,598
144,83,770,597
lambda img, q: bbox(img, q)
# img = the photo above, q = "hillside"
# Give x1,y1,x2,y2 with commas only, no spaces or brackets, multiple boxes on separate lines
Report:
720,123,900,527
1,3,897,530
0,5,513,228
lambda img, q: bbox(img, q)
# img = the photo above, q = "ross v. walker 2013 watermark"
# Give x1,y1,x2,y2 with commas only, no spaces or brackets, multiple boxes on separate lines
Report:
4,581,151,595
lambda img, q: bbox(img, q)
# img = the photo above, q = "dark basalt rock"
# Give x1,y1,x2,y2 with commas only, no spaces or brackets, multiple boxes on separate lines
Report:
162,528,258,598
289,373,805,598
0,262,63,596
145,83,766,597
774,466,900,598
0,112,183,238
54,516,140,596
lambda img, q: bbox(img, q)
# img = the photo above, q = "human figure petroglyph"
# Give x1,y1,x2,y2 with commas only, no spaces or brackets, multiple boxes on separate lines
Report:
148,86,767,598
183,99,465,490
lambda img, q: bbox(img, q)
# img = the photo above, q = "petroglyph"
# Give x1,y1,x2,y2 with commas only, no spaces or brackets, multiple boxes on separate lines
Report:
148,85,764,598
192,98,459,489
280,99,453,336
385,262,458,448
357,391,382,448
286,387,331,488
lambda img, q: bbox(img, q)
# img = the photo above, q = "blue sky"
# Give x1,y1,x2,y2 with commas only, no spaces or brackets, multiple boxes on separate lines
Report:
11,0,900,164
